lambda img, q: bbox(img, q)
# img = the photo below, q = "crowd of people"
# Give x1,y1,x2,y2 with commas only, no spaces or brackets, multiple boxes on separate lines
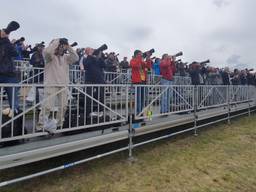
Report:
1,21,256,132
5,23,256,88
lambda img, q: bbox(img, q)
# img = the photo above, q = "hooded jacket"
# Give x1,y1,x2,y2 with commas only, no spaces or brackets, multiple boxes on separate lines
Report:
43,39,79,85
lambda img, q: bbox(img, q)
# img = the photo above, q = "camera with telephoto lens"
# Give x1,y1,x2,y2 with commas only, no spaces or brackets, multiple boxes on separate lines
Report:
14,37,25,45
3,21,20,35
143,48,155,58
200,59,210,66
31,41,45,53
93,44,108,56
70,42,78,47
173,51,183,57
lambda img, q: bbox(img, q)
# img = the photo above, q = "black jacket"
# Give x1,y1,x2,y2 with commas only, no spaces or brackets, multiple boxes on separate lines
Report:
221,71,230,85
247,73,255,85
30,51,45,68
0,33,18,76
83,55,105,84
240,75,247,85
190,69,201,85
231,75,240,85
120,61,129,69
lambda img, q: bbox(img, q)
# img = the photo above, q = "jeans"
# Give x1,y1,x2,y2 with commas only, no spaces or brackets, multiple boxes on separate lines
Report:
160,79,173,113
136,86,145,115
0,75,20,111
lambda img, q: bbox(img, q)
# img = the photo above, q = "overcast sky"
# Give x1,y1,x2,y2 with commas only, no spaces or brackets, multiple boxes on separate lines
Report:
1,0,255,69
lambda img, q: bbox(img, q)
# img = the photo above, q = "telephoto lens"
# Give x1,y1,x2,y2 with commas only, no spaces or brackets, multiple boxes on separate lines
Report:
93,44,108,55
174,51,183,57
3,21,20,34
143,48,155,58
200,60,210,65
70,42,78,47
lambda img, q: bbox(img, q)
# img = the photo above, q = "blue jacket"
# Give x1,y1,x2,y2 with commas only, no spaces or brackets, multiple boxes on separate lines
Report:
15,44,23,60
153,61,160,75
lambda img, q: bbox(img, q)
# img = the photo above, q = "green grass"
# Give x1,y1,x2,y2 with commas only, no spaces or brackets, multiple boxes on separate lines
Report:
1,115,256,192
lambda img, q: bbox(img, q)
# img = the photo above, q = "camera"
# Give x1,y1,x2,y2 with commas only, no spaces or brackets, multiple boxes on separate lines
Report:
3,21,20,35
93,44,108,56
200,59,210,65
30,42,45,53
173,51,183,57
143,48,155,58
70,42,78,47
59,38,69,45
14,37,25,45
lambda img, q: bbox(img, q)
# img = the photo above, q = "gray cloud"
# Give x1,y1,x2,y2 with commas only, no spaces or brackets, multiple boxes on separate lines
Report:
128,27,153,41
212,0,230,8
226,54,249,69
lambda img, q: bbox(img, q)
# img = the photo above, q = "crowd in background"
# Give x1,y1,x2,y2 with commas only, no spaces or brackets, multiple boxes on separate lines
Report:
10,34,256,87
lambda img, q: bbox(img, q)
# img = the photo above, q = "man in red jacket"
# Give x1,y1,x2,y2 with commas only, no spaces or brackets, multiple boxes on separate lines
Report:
160,54,176,114
130,50,147,115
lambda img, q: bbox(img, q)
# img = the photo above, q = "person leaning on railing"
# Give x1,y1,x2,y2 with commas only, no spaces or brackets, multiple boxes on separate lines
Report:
37,38,79,133
130,50,147,115
159,54,176,114
0,21,20,116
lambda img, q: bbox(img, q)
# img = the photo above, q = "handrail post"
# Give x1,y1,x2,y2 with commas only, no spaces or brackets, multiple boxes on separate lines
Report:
194,85,198,136
227,85,231,124
128,84,134,159
248,86,251,117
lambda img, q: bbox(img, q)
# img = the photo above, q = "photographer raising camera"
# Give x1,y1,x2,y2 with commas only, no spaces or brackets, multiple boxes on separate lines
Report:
0,21,20,116
37,38,79,133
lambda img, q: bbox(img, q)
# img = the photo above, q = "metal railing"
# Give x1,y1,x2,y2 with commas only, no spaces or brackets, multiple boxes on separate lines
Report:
133,85,256,120
1,83,255,143
0,84,129,143
133,85,194,120
104,72,130,84
197,85,228,109
15,61,192,85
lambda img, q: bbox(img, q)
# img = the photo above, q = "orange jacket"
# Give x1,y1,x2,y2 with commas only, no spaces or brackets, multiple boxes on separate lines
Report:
130,56,147,84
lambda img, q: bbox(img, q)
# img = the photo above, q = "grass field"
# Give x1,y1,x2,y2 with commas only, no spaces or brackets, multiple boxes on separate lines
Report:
1,115,256,192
